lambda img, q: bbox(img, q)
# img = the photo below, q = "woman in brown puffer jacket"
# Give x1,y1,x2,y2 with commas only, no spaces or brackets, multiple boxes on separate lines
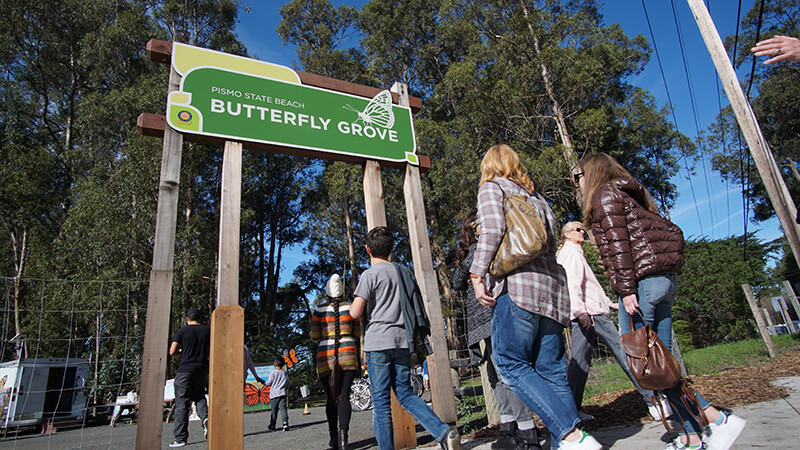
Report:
576,153,746,450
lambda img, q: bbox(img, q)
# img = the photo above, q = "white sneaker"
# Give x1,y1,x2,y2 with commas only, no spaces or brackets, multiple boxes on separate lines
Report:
665,436,705,449
168,441,186,448
704,411,746,450
559,430,603,450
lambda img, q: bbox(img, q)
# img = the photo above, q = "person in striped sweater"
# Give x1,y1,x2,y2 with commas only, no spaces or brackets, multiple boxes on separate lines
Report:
311,274,361,450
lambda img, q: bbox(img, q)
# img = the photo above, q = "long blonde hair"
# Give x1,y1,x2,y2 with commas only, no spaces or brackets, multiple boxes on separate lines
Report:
479,144,535,193
578,153,660,225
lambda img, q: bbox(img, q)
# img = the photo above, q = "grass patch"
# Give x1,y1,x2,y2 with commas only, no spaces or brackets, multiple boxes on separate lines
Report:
582,333,799,405
682,333,799,375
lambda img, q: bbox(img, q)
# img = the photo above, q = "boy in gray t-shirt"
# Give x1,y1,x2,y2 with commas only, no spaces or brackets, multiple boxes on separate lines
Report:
351,226,460,450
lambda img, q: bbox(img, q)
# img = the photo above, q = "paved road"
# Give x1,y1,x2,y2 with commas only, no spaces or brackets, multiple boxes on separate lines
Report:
0,402,442,449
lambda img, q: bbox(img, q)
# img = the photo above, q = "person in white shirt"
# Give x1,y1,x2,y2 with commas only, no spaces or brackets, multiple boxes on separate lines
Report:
557,222,664,421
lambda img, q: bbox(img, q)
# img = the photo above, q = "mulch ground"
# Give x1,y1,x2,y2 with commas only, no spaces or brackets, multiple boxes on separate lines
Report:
467,345,800,439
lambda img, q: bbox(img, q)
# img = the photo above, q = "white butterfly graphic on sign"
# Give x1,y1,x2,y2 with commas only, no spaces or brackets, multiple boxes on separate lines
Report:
343,90,395,129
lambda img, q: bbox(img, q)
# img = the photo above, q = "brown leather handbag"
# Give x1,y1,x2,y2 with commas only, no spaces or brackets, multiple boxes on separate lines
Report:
621,312,709,433
487,181,548,277
619,312,681,391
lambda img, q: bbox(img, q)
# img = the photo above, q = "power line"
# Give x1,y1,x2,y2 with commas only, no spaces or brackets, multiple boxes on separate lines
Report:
640,0,705,236
709,0,733,237
669,0,718,239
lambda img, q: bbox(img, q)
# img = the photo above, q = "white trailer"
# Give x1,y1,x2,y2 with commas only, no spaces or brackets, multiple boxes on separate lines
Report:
0,358,89,429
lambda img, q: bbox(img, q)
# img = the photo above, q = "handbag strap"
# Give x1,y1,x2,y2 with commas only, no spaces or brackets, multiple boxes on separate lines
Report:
487,179,532,200
627,310,647,333
653,395,684,433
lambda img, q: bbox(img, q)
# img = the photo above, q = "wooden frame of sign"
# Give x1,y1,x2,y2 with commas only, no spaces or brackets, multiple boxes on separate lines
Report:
135,39,454,450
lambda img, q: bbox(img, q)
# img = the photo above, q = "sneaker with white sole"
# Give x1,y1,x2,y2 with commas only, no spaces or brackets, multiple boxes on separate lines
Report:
704,411,745,450
168,441,187,448
439,428,462,450
559,430,603,450
665,436,705,449
203,418,208,439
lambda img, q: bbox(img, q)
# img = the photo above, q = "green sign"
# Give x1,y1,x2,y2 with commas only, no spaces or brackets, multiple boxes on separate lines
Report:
166,44,417,165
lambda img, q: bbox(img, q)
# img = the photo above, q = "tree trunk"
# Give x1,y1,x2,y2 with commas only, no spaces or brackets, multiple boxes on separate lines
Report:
788,158,800,183
11,228,27,359
519,2,577,168
344,202,359,294
264,217,279,333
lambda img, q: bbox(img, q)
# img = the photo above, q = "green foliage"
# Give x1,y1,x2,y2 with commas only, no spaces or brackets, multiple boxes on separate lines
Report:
675,234,778,348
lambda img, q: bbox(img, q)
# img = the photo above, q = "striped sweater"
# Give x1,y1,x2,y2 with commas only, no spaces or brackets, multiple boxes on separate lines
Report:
310,300,361,376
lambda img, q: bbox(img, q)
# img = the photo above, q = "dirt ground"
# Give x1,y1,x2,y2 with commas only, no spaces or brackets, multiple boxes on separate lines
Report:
469,345,800,438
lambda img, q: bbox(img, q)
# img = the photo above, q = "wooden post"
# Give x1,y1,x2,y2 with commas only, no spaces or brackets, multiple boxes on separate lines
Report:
778,297,797,334
761,307,775,330
136,35,186,450
687,0,800,270
742,284,777,358
479,340,500,425
395,81,458,424
363,160,387,229
208,140,244,449
362,160,416,449
782,280,800,323
209,305,244,449
403,165,459,423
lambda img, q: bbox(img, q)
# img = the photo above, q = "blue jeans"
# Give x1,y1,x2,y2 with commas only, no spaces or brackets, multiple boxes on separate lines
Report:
366,349,450,449
619,273,710,434
491,294,579,444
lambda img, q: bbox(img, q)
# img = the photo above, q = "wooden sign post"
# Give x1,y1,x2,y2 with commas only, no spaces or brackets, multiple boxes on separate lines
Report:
135,33,186,450
208,140,245,448
394,81,457,423
362,159,418,448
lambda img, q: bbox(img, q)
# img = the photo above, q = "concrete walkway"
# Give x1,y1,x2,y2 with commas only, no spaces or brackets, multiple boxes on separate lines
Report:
455,376,800,449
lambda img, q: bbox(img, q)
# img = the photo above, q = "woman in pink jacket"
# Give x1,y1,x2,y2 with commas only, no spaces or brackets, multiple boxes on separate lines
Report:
557,221,660,421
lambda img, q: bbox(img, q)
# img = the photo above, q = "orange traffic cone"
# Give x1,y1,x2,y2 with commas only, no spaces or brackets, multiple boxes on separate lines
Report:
302,403,311,415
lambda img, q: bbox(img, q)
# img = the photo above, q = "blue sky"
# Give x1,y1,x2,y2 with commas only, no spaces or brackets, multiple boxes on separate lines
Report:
233,1,784,281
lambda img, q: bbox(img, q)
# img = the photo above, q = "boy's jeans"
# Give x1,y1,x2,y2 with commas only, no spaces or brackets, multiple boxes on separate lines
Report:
366,349,450,449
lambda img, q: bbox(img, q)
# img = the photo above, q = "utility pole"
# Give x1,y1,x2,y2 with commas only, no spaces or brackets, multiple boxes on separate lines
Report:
686,0,800,269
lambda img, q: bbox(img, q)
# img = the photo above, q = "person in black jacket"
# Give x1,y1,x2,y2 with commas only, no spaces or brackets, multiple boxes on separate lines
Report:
452,212,539,449
169,308,210,447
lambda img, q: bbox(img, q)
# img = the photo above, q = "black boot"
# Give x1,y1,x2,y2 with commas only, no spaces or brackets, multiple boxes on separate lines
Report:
514,427,541,449
338,428,349,450
492,422,516,449
328,426,339,450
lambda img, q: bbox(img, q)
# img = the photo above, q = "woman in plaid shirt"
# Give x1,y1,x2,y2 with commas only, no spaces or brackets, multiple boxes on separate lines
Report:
469,144,601,450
